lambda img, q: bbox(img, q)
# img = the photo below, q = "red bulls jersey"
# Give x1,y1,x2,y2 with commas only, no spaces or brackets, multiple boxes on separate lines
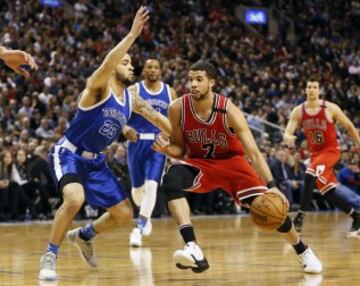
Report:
181,93,244,159
300,100,339,154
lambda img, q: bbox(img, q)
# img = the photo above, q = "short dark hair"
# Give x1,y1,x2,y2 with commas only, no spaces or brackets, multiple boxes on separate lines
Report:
189,60,216,79
144,55,161,65
307,75,321,84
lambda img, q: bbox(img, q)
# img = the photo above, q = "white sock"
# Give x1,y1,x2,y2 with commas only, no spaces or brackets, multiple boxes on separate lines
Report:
139,180,158,219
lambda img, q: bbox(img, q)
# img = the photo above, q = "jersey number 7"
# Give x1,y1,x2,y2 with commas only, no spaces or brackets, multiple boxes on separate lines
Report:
202,143,215,159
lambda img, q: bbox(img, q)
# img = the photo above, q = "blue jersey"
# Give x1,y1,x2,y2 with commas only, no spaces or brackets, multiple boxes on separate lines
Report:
65,88,132,153
127,81,172,187
127,81,172,133
50,88,131,208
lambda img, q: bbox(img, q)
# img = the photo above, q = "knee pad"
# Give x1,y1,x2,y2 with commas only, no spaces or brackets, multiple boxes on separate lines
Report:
161,185,185,202
276,216,292,233
161,164,194,202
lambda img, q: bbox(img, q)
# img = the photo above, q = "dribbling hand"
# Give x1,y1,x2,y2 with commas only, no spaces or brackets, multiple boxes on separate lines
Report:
129,6,150,38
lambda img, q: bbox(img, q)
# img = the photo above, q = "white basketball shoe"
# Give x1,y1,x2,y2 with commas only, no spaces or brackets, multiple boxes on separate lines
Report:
130,227,142,247
173,242,209,273
39,252,57,281
297,247,322,273
129,220,152,247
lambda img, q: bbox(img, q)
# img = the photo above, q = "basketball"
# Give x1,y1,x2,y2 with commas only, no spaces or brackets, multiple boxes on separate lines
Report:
250,192,289,230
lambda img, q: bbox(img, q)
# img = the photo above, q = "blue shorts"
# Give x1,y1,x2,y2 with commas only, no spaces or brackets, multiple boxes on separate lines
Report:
49,143,127,209
127,139,166,188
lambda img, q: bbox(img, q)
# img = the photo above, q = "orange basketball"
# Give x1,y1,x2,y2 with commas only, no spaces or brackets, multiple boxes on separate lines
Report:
250,192,289,230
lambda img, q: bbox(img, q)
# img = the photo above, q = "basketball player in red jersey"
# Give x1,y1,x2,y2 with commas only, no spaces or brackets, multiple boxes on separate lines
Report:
284,76,360,235
153,61,322,274
0,46,38,77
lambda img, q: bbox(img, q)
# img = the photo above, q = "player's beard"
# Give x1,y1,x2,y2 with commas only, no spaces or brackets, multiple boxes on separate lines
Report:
191,87,210,101
146,74,160,83
115,71,134,86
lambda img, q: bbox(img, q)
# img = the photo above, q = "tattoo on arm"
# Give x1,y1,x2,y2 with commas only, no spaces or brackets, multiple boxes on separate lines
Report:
129,85,172,136
132,91,157,120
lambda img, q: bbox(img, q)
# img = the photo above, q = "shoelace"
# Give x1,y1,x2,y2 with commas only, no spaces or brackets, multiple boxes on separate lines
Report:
299,249,310,263
42,255,55,270
184,243,204,260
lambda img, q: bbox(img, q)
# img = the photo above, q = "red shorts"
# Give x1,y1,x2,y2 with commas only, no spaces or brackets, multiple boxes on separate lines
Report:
181,155,267,204
306,149,340,193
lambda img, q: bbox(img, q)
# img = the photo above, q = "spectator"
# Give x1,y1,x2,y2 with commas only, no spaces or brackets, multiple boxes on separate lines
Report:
336,160,360,209
270,149,299,210
28,146,58,199
35,118,55,139
0,150,36,220
16,149,52,218
288,152,306,206
18,96,33,118
338,160,360,193
107,143,129,182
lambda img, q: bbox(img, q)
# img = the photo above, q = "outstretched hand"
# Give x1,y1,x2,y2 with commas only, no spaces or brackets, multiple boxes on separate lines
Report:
1,49,38,78
130,6,150,38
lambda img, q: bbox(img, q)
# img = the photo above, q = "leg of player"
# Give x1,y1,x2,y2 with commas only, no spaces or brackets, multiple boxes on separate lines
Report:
322,188,360,237
246,195,322,273
167,196,209,273
39,183,85,281
130,180,157,247
276,216,323,273
131,185,145,207
138,180,157,235
293,173,317,232
159,165,209,273
129,184,144,247
66,199,133,266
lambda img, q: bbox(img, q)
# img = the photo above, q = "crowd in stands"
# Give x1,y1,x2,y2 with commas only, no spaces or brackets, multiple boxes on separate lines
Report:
0,0,359,221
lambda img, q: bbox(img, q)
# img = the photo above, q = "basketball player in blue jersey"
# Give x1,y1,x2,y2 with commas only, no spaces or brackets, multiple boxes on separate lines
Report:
39,7,171,281
123,58,177,247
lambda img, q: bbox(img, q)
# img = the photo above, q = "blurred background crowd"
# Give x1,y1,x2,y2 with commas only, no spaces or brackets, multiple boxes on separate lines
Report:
0,0,359,221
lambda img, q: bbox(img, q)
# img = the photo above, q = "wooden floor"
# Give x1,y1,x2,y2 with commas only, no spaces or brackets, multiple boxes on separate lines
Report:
0,212,359,286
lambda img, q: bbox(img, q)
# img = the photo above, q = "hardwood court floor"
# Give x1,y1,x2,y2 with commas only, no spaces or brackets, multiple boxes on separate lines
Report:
0,212,359,286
